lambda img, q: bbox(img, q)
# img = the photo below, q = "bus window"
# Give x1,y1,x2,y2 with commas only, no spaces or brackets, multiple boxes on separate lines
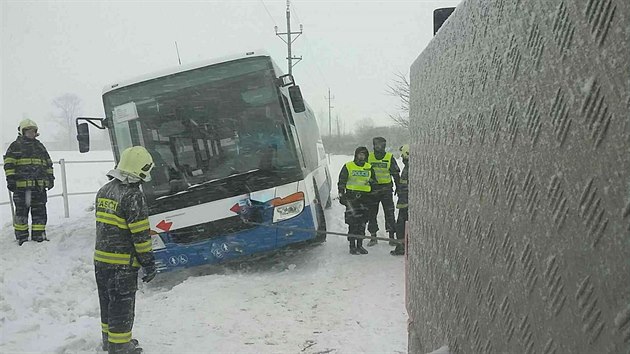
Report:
102,57,305,210
281,95,296,126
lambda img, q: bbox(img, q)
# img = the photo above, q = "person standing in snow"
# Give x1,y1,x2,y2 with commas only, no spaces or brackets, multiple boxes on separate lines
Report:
366,136,400,246
94,146,156,354
391,144,409,256
3,119,54,245
338,146,377,255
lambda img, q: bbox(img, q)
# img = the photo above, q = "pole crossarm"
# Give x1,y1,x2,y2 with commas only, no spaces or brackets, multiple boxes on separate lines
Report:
274,0,302,75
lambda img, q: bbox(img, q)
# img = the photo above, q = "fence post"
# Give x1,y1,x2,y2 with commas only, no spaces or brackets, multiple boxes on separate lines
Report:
59,159,70,218
8,190,15,224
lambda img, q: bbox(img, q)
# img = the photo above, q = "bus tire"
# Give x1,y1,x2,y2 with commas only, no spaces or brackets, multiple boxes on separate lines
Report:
313,180,330,242
314,201,327,242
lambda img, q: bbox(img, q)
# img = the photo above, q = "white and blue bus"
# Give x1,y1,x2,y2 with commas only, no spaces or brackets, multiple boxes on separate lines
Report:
77,51,332,272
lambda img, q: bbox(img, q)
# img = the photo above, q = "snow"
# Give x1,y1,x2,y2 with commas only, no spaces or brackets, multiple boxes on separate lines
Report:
0,153,410,353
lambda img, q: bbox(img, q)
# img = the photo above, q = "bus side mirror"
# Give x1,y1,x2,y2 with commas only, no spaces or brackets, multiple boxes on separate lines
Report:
289,85,306,113
277,74,295,87
433,7,456,35
77,122,91,153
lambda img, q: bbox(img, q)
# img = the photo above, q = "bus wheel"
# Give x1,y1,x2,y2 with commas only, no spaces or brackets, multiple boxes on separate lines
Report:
314,185,330,242
314,201,327,242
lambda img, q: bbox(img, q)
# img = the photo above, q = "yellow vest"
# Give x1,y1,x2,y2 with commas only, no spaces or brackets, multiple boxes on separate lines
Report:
368,152,393,184
345,161,372,192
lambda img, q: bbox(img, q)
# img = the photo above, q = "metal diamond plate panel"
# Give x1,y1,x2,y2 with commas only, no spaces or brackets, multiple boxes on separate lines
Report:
407,0,629,353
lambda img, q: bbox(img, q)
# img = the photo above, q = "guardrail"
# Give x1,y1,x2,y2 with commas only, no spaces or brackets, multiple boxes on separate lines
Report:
1,159,114,218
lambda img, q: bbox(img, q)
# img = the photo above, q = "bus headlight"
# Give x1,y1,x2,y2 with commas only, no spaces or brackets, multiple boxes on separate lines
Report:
272,192,305,223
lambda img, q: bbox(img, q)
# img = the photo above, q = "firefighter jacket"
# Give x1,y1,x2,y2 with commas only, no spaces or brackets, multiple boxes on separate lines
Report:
368,151,400,189
396,163,408,209
94,177,154,269
3,136,54,190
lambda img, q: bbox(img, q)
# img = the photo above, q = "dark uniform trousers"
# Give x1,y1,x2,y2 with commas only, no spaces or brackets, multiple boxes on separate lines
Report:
345,192,371,246
367,184,396,235
96,267,139,349
12,189,48,241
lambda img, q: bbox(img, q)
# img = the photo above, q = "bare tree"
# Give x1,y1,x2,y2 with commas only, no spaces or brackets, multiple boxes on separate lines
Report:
387,72,410,129
52,93,82,149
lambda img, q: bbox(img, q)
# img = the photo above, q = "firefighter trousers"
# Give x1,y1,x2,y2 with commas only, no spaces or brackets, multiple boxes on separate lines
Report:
95,266,139,349
12,188,48,241
396,208,408,240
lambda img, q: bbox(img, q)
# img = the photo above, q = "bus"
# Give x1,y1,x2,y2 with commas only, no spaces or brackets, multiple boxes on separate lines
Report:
76,50,332,272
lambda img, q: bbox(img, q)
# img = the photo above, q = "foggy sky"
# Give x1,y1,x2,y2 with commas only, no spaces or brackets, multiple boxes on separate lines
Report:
1,0,460,149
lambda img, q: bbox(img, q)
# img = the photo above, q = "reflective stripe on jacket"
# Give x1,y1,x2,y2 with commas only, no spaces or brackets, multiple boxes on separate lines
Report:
396,165,409,209
345,161,372,193
3,136,54,189
368,152,393,184
94,179,154,269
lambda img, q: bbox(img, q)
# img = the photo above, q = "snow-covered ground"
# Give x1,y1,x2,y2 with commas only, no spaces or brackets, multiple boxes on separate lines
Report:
0,152,409,353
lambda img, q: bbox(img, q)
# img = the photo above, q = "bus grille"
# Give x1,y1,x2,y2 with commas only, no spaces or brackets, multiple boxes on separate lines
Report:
168,216,258,244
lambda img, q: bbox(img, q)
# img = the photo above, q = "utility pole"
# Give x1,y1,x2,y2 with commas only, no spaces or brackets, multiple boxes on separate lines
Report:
325,89,334,136
174,41,182,65
275,0,302,75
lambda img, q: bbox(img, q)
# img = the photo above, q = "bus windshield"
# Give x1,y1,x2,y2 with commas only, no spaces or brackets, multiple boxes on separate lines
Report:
102,56,302,213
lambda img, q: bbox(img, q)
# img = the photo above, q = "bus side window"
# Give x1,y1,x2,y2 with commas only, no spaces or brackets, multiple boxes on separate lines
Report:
281,95,296,125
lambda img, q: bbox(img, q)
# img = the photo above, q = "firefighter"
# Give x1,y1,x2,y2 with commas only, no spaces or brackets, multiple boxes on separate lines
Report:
391,144,409,256
94,146,157,354
338,146,377,255
366,137,400,246
3,119,54,245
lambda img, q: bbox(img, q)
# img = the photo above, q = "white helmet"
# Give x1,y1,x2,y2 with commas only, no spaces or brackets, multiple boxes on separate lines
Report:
116,146,154,182
399,144,410,159
18,119,38,135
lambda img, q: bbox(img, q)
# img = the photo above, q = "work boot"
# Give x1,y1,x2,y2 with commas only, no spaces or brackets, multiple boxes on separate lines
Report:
17,237,28,246
349,240,359,255
388,232,396,246
367,233,378,247
356,240,368,254
31,234,45,242
108,340,142,354
390,245,405,256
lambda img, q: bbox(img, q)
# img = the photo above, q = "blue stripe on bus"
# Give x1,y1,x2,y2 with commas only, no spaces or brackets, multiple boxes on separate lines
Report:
153,205,316,272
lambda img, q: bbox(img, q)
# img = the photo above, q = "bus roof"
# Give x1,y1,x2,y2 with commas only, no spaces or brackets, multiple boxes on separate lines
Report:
102,49,272,95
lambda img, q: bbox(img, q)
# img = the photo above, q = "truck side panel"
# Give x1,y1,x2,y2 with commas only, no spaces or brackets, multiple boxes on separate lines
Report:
407,0,629,352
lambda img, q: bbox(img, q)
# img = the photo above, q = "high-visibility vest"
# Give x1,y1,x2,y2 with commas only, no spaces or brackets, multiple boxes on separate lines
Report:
345,161,372,193
368,152,393,184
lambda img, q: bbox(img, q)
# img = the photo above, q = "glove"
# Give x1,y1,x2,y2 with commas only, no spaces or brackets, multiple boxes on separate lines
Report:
141,264,157,283
338,192,347,206
7,182,16,192
47,179,54,190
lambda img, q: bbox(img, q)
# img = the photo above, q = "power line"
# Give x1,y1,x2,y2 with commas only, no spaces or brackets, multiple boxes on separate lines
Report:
289,2,329,88
259,0,278,27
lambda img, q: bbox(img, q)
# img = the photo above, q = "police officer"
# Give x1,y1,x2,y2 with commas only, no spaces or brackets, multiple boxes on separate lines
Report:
94,146,157,354
391,145,409,256
3,119,54,245
366,137,400,246
338,146,377,255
